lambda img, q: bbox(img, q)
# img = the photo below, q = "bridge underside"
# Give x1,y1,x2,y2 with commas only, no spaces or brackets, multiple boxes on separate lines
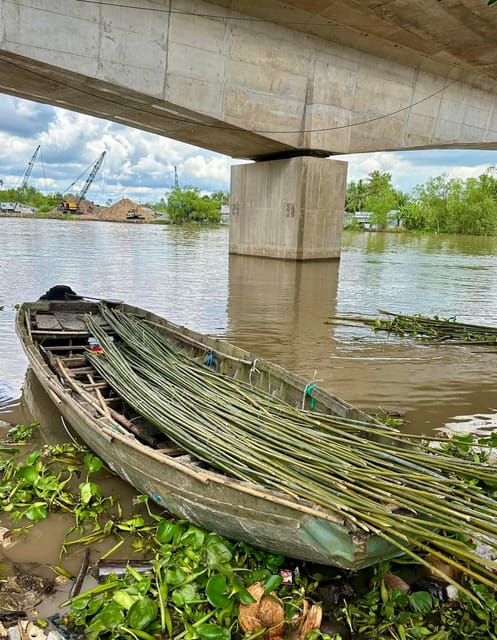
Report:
2,0,497,161
0,51,299,161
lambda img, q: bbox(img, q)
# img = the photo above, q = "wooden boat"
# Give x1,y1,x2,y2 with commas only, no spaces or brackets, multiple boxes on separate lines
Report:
16,291,401,571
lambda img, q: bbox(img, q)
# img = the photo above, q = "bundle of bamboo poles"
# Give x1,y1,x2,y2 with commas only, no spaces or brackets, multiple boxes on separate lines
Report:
327,311,497,344
85,307,497,597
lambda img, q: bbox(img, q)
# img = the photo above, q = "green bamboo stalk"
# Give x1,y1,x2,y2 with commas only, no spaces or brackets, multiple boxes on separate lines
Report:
82,308,497,589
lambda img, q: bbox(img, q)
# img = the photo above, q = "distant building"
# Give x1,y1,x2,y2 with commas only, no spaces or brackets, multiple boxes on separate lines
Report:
345,210,401,231
387,210,402,228
352,211,374,228
0,202,37,215
220,204,230,225
16,204,37,215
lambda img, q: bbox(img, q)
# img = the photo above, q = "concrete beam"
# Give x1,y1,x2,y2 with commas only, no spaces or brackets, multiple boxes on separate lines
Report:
229,157,347,260
1,0,497,159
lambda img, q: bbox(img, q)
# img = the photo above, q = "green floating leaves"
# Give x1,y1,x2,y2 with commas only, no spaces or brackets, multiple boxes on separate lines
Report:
0,441,126,550
236,587,257,605
61,509,287,640
156,519,178,544
165,567,188,587
113,590,139,610
6,422,38,443
89,601,125,630
206,540,233,567
205,575,230,608
338,559,497,639
84,453,103,474
329,310,497,344
196,623,231,640
181,525,206,550
24,503,48,521
263,574,283,594
17,464,39,485
127,597,158,630
408,591,433,614
79,481,102,506
171,583,198,606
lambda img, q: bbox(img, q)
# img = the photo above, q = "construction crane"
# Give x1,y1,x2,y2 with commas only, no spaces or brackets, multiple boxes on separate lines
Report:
60,151,107,214
14,145,41,208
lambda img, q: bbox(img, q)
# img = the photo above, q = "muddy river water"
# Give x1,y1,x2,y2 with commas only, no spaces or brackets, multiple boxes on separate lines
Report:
2,218,497,432
1,218,497,585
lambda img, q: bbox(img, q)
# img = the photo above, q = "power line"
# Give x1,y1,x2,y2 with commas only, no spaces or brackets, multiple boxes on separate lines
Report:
2,57,462,137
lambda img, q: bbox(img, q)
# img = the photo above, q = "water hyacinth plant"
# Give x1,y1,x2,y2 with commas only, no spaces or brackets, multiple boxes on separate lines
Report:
1,429,497,638
62,518,293,640
327,311,497,344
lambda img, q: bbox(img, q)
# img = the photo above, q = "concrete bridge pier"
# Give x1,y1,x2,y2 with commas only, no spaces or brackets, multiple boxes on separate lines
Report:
229,157,348,261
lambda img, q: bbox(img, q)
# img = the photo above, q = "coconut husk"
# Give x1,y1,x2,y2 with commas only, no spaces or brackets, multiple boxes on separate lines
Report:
286,599,323,640
424,555,462,584
297,602,322,639
238,582,285,638
383,572,410,593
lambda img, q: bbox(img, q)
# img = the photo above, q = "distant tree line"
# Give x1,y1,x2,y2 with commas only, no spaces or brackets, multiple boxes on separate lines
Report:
5,167,497,235
345,166,497,236
0,183,61,212
156,187,228,224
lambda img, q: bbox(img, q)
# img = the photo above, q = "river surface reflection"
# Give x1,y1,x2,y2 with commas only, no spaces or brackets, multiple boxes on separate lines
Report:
1,218,497,434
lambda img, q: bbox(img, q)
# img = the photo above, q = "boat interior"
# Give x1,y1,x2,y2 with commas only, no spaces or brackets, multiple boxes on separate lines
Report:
25,302,193,458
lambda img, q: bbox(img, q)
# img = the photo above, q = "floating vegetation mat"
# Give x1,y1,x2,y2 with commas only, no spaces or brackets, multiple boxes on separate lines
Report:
85,306,497,599
327,310,497,344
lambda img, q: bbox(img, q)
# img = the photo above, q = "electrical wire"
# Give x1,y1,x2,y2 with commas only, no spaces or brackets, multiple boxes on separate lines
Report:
1,57,462,137
63,157,97,194
38,147,48,193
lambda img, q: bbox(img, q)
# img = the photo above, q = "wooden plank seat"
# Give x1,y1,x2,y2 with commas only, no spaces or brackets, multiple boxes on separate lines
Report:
54,312,87,331
35,311,111,333
35,313,63,330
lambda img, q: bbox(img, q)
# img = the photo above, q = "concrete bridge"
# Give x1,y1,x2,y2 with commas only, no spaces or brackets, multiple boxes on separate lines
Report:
1,0,497,259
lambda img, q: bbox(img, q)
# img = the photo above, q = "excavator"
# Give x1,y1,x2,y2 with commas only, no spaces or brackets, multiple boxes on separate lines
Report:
60,151,106,214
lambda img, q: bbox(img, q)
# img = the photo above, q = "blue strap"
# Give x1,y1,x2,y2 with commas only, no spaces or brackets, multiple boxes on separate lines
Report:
204,351,215,368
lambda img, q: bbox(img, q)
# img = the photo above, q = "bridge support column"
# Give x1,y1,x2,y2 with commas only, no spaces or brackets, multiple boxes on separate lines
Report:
229,156,347,260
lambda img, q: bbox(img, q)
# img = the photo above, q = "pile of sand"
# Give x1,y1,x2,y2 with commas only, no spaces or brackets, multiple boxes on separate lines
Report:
77,199,101,216
49,198,158,222
82,198,157,222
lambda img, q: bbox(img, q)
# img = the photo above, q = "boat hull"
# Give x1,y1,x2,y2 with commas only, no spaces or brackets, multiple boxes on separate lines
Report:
16,299,401,570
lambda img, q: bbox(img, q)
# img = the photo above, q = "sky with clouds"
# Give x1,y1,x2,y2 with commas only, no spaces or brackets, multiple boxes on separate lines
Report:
1,93,497,206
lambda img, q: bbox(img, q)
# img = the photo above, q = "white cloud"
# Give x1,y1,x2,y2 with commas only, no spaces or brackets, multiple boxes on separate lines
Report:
183,155,230,183
0,133,28,156
448,165,492,181
14,100,39,119
40,110,103,156
337,150,497,193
